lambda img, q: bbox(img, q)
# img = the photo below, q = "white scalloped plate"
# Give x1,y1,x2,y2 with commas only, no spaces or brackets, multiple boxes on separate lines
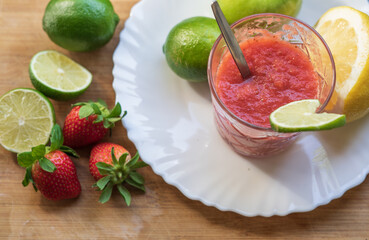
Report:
112,0,369,216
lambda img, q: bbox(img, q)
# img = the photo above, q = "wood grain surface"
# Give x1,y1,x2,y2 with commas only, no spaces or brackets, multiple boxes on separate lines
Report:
0,0,368,239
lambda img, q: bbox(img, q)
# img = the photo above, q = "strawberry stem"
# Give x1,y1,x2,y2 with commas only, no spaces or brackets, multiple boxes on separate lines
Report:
94,149,148,205
73,99,127,129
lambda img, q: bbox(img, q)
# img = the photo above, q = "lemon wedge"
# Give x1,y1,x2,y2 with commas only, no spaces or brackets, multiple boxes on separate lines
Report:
315,6,369,122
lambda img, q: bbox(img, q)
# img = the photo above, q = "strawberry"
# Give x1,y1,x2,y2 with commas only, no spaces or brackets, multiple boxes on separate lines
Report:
17,124,81,200
63,100,126,148
30,150,81,200
89,142,148,205
89,142,130,180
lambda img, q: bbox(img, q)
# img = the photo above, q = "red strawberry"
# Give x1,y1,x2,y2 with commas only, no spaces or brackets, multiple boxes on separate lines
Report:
89,142,130,180
63,100,126,148
18,124,81,200
89,142,148,205
31,150,81,200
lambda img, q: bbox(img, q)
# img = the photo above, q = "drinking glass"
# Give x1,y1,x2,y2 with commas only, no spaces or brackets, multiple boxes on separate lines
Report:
207,13,336,158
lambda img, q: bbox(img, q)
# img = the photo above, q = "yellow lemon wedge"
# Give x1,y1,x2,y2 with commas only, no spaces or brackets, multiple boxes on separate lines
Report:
315,6,369,122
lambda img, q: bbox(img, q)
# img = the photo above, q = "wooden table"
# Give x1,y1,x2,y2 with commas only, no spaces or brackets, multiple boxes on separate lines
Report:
0,0,368,239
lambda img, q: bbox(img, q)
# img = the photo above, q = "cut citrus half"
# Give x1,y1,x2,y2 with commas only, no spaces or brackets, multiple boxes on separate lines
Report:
0,88,55,153
29,50,92,101
315,6,369,122
270,99,346,132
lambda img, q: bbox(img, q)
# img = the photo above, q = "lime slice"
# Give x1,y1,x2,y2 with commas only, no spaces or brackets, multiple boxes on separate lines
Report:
270,99,346,132
29,50,92,101
0,88,55,153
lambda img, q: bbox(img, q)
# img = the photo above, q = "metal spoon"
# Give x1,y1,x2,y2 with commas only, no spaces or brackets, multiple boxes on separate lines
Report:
211,1,251,79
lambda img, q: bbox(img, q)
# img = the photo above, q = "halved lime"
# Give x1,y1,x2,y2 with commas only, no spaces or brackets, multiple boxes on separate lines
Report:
0,88,55,153
29,50,92,101
270,99,346,132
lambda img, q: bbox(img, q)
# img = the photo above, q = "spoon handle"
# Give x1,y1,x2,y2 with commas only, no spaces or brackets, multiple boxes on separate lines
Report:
211,1,251,79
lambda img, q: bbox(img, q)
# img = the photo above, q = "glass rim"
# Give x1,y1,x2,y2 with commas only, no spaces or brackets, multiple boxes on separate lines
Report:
207,13,336,132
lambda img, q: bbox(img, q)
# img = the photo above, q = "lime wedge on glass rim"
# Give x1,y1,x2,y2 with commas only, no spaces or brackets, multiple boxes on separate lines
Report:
29,50,92,101
0,88,55,153
270,99,346,133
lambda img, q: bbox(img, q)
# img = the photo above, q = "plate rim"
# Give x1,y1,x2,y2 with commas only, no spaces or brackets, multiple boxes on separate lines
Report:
112,0,369,217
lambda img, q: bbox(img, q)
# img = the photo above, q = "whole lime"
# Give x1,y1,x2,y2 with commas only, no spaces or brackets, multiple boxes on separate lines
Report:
163,17,220,82
218,0,302,24
42,0,120,52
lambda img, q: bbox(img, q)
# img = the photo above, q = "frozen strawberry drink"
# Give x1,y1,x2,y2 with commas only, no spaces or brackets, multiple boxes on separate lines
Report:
208,14,335,157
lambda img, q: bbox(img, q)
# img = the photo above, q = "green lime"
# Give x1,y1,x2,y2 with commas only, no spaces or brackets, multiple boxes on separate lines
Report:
218,0,302,24
0,88,55,153
163,16,220,82
270,99,346,133
29,50,93,101
42,0,120,52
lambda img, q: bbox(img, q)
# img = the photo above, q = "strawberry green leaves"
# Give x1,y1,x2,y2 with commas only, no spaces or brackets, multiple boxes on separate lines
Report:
17,145,56,173
99,182,114,204
22,167,36,190
117,185,131,206
96,176,111,190
49,124,79,158
32,145,47,159
17,124,79,190
74,99,127,129
59,145,80,158
17,151,36,168
39,157,57,173
93,148,148,205
50,124,63,151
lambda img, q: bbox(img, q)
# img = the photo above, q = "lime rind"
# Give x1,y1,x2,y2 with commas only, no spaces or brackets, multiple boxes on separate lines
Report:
163,17,220,82
42,0,119,52
270,99,346,133
0,88,55,153
29,50,92,101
